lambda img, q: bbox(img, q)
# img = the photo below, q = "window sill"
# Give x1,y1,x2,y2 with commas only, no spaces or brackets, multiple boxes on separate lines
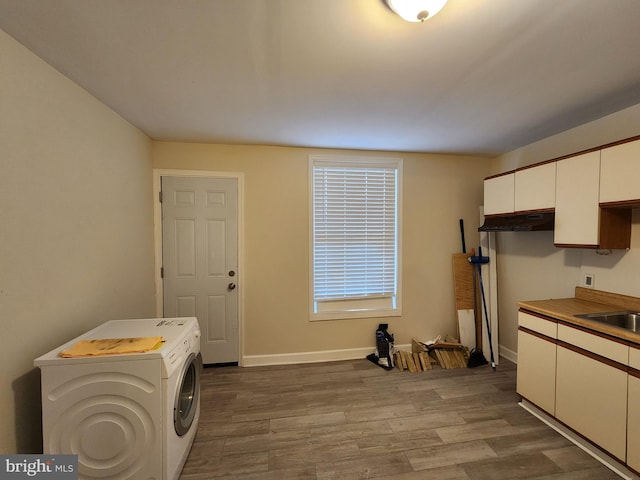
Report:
311,296,401,321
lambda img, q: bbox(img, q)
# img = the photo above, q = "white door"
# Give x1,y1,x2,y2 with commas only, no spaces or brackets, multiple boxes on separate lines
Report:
161,176,238,364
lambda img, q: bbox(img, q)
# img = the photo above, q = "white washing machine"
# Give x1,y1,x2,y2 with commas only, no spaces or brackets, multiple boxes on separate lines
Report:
34,317,202,480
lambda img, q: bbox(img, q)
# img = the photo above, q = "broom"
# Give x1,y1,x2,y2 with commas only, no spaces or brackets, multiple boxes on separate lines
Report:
467,260,488,368
469,247,495,371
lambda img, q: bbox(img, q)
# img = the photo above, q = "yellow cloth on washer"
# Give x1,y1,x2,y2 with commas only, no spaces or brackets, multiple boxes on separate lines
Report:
59,336,164,357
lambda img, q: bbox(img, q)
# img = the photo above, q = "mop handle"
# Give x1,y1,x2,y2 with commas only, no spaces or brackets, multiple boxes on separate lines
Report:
477,247,495,367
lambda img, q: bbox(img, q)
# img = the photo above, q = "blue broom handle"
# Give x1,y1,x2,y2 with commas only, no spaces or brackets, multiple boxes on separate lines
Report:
477,247,495,366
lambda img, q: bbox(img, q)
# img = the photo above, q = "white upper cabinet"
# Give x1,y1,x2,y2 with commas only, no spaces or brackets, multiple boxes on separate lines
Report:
484,173,514,215
600,139,640,204
554,151,601,246
514,162,556,212
482,137,634,248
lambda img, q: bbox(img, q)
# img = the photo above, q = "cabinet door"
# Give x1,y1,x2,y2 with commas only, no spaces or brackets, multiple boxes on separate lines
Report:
515,162,556,212
628,346,640,471
484,173,514,215
557,323,628,364
556,345,627,461
554,151,600,246
517,329,556,415
600,139,640,204
628,373,640,471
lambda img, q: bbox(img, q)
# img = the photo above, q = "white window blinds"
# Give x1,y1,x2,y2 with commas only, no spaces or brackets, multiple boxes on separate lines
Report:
312,158,399,304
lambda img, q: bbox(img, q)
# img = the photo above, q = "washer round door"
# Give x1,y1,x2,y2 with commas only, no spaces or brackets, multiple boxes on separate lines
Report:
174,352,202,436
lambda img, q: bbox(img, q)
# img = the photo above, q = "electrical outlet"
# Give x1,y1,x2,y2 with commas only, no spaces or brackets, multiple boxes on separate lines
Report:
583,273,595,289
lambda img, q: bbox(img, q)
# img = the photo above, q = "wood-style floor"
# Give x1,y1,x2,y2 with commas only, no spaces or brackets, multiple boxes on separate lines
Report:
180,358,621,479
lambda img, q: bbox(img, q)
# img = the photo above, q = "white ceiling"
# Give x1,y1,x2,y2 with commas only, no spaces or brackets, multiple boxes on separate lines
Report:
2,0,640,155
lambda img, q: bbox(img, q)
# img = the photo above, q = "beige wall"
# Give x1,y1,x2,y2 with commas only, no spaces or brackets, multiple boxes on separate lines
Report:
7,12,636,453
153,142,491,359
0,30,156,453
492,104,640,357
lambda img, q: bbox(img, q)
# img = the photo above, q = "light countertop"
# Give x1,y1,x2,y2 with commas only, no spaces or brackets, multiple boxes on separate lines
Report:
518,287,640,344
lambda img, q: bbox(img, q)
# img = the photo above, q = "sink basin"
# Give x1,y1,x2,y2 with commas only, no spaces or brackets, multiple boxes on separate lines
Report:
575,310,640,333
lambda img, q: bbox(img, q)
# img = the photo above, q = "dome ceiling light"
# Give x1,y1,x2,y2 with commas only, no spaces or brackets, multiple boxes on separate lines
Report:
385,0,448,22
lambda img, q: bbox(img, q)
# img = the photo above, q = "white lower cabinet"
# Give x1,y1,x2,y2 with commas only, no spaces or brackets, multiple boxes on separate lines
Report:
555,344,627,461
519,307,640,472
517,329,556,415
628,346,640,472
628,374,640,472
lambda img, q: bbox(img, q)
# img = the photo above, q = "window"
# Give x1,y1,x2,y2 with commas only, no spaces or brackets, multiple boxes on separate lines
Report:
309,155,402,320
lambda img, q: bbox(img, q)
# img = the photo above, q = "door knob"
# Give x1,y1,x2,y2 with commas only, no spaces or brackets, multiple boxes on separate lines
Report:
228,283,236,291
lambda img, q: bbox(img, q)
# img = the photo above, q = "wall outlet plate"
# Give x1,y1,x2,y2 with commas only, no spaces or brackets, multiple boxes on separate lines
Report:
583,273,595,289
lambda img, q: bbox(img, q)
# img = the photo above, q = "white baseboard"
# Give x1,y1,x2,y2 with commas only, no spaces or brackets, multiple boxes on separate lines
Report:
520,400,638,480
499,344,517,364
242,343,412,367
242,343,513,368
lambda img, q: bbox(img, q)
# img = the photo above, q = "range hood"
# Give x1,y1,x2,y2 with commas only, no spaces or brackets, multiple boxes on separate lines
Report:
478,212,555,232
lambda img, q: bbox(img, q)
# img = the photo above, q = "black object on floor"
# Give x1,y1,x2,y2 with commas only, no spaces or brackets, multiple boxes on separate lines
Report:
367,323,395,370
467,348,488,368
367,353,394,370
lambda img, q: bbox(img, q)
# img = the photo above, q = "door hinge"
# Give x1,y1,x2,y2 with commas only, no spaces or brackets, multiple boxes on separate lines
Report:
160,267,164,278
159,191,163,203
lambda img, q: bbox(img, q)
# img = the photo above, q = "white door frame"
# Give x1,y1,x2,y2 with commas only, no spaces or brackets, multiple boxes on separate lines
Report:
153,169,245,365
